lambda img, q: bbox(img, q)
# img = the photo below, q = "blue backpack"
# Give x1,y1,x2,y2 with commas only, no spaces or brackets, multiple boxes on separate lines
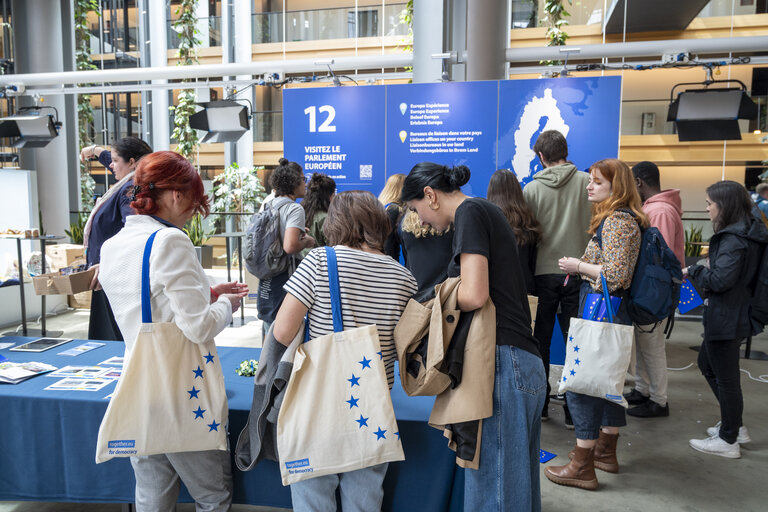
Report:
596,210,683,327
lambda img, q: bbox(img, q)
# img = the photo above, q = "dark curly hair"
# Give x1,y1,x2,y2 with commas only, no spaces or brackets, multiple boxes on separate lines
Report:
302,173,336,226
271,157,304,196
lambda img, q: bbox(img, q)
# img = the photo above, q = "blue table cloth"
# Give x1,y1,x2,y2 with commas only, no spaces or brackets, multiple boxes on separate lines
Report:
0,337,464,510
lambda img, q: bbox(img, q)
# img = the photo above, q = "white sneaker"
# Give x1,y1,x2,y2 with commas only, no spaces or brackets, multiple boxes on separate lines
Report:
689,435,741,459
705,421,752,444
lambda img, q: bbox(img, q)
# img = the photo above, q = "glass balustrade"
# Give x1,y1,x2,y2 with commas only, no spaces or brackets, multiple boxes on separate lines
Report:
168,16,222,49
253,111,284,142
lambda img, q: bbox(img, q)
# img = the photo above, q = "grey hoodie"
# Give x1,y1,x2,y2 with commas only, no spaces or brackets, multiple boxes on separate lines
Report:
523,162,592,275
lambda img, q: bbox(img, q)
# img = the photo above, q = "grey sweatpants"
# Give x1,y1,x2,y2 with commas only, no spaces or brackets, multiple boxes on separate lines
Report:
130,449,232,512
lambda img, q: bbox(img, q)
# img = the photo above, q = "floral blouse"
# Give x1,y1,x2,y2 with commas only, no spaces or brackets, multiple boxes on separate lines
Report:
582,211,641,293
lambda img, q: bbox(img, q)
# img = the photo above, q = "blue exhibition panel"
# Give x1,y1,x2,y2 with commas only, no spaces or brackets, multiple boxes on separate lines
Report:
497,76,623,186
385,80,499,197
283,76,622,196
283,85,387,193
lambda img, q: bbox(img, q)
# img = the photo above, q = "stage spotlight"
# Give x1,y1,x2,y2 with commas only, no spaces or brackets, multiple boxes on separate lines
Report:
0,110,60,148
667,81,758,142
188,100,250,143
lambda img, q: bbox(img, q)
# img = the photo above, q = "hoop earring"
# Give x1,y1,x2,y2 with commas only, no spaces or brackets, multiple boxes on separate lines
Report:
428,202,440,211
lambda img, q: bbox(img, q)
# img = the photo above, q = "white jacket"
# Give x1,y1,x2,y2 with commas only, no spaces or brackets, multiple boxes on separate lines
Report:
100,215,232,353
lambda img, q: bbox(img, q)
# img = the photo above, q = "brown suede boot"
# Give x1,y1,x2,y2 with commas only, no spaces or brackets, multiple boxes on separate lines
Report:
545,445,599,490
568,431,620,473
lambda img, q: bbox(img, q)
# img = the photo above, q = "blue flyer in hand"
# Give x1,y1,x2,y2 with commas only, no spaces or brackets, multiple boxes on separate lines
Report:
678,280,704,314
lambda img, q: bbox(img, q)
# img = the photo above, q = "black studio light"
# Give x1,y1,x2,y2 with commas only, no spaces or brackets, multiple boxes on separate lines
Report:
0,107,61,148
188,99,250,143
667,79,758,142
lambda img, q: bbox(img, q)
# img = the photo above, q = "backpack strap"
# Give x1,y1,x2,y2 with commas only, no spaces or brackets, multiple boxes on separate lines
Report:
595,208,639,249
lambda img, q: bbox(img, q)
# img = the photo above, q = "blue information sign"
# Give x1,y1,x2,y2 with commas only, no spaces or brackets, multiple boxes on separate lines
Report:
386,81,499,197
497,76,622,186
283,85,386,192
283,76,622,198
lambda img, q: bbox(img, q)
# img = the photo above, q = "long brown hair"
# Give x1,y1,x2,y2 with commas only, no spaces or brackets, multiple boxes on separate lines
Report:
587,159,649,234
486,169,542,246
302,173,336,226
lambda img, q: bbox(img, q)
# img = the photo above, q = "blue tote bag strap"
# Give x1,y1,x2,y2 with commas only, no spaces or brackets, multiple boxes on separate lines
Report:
600,273,615,324
325,246,344,332
303,246,344,342
141,230,162,324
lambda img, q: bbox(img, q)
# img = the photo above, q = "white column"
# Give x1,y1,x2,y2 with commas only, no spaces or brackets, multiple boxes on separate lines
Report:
234,0,254,169
221,0,234,167
11,0,71,238
413,0,443,83
148,0,170,150
466,0,508,80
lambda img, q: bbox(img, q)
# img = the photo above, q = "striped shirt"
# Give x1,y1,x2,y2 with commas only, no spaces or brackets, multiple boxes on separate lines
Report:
284,246,417,386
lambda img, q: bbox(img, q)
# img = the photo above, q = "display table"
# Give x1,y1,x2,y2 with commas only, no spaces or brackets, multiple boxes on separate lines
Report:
0,235,65,337
210,232,246,326
0,338,464,510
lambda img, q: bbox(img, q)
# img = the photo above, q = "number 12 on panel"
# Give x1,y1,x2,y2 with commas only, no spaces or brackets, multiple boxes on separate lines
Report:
304,105,337,133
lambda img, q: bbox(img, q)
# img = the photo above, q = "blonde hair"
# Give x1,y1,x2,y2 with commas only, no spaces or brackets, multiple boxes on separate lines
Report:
378,173,406,206
400,209,451,238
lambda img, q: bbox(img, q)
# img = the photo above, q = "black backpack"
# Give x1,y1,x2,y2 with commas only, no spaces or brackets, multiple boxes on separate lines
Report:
596,210,683,328
750,243,768,334
244,199,294,280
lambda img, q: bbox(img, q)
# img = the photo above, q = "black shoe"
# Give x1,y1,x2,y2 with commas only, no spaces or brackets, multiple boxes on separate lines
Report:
563,404,574,430
627,400,669,418
542,408,550,422
549,393,566,405
624,389,650,406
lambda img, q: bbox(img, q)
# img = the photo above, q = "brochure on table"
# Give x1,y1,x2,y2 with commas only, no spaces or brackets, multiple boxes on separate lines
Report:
283,76,622,196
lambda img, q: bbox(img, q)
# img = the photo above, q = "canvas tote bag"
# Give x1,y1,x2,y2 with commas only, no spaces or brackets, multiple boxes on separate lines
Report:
558,274,634,408
276,247,404,485
96,230,228,463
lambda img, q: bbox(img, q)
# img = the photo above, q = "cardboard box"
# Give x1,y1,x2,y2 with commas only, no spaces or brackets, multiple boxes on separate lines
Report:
244,270,260,305
47,244,85,271
68,290,92,309
33,267,96,296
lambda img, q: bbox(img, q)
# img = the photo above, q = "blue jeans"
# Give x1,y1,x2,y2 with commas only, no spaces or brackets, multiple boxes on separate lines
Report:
566,391,626,440
464,345,546,512
289,462,388,512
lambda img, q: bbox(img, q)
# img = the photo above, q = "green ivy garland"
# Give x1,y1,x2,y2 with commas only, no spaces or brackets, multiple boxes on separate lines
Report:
74,0,99,212
170,0,200,163
398,0,414,73
541,0,571,67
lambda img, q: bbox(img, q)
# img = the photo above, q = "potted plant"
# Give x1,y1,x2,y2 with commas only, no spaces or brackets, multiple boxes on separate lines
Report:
65,212,89,245
684,224,704,268
185,213,214,268
211,163,267,232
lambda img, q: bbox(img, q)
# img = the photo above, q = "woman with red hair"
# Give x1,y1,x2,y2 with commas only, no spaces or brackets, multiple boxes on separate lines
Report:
99,151,247,511
545,158,648,491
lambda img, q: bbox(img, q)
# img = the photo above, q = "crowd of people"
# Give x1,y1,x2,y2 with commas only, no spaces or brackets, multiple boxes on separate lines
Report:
85,129,767,511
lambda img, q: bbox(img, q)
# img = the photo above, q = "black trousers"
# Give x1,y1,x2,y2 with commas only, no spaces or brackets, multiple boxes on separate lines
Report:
533,274,581,411
697,338,743,444
88,288,124,341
